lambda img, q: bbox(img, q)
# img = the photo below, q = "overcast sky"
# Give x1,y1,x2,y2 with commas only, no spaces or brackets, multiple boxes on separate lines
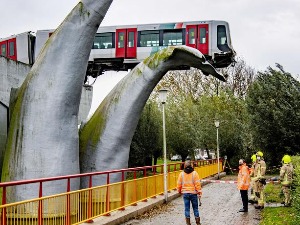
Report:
1,0,300,114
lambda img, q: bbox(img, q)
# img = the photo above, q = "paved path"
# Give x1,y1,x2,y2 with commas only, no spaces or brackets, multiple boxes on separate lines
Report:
122,182,261,225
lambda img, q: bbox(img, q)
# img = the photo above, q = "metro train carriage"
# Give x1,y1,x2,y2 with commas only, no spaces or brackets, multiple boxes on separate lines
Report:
87,20,235,77
0,31,35,65
0,20,235,80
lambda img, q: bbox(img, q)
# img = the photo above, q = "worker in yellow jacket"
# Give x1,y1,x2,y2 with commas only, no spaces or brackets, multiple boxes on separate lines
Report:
253,151,267,209
280,155,294,206
249,154,258,203
177,160,202,225
237,159,250,212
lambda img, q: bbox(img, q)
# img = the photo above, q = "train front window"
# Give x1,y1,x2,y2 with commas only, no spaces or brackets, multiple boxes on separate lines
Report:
163,29,182,46
9,42,15,56
217,25,227,45
1,44,6,56
93,33,113,49
217,25,231,52
139,31,159,47
128,31,134,47
200,28,206,44
188,28,195,44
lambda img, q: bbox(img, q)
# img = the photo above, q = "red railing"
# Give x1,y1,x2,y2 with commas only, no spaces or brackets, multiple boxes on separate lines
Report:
0,159,219,225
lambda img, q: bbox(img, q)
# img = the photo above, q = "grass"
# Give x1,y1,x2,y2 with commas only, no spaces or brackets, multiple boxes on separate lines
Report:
264,183,283,203
260,207,296,225
261,183,296,224
155,158,181,165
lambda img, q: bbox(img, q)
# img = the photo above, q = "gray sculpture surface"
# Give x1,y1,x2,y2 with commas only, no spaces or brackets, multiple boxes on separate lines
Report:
2,0,113,202
79,46,226,187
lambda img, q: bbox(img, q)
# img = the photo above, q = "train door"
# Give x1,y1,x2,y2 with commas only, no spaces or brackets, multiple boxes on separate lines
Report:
7,38,17,61
186,24,209,55
0,41,7,57
116,28,137,58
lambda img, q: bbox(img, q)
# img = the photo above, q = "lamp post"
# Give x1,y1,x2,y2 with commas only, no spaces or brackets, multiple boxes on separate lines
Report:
159,88,168,202
214,120,220,179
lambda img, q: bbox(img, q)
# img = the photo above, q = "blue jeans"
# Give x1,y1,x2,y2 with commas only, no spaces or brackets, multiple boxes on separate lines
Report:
183,193,200,218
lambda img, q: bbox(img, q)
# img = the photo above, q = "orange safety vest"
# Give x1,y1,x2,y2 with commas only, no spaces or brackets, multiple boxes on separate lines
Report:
177,170,202,195
237,164,250,190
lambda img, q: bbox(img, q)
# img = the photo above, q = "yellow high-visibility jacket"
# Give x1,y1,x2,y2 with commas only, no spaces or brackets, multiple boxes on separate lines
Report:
177,169,202,196
252,159,267,182
280,163,294,186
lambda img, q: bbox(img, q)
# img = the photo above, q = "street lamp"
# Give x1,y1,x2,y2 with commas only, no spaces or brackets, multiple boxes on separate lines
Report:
159,88,168,202
214,120,220,179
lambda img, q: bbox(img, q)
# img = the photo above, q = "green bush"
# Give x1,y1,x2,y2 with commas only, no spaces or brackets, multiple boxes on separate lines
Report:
291,156,300,224
260,155,300,225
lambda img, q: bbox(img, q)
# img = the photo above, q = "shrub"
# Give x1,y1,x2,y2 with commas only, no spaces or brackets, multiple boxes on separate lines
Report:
291,156,300,224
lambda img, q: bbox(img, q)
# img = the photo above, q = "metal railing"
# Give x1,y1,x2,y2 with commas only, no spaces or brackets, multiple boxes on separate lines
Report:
0,159,222,225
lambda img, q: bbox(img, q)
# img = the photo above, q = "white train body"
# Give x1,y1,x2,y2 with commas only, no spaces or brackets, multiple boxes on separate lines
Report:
1,20,235,78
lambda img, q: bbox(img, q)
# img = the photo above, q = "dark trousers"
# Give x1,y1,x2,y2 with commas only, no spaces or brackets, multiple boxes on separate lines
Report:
240,190,248,210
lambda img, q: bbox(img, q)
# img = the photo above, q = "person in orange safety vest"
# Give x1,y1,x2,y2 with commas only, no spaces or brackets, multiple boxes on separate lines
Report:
177,160,202,225
237,159,250,212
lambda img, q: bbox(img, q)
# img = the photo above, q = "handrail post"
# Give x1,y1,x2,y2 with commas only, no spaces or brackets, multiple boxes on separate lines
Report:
131,170,137,205
152,166,157,198
143,168,147,201
86,175,93,223
66,178,71,225
105,173,110,215
38,182,43,225
1,186,7,225
134,170,137,201
119,171,125,210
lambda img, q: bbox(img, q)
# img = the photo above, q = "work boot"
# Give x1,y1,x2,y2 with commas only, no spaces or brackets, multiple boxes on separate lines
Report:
254,205,264,209
195,217,201,225
239,208,248,212
249,198,258,204
185,217,191,225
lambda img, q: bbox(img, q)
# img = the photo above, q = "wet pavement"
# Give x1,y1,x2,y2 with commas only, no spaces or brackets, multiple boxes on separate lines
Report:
122,182,261,225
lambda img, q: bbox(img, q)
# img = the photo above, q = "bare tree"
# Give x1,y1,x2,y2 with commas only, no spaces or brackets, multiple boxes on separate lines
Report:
221,57,256,98
157,57,256,101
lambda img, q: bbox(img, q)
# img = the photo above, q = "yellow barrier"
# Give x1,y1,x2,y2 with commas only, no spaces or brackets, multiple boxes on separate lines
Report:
0,161,222,225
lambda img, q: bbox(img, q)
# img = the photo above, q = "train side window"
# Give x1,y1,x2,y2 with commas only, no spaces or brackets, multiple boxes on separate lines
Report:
9,42,15,56
1,43,6,56
128,31,134,47
118,32,125,48
139,30,159,47
163,29,182,46
200,28,206,44
93,32,113,49
188,28,195,44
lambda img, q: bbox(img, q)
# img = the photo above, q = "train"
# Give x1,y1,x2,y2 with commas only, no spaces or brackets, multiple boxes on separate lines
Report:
0,20,235,79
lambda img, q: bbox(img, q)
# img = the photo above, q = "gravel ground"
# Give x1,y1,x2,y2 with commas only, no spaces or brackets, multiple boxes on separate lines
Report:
121,181,261,225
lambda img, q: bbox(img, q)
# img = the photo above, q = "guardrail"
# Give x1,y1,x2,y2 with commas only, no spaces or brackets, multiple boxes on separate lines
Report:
0,159,222,225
